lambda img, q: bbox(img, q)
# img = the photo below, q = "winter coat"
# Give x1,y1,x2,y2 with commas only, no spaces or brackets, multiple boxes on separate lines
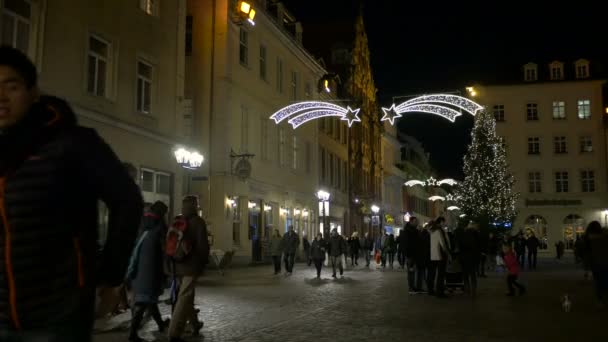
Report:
269,235,283,256
588,230,608,268
303,237,311,252
310,239,326,260
132,213,166,303
167,215,210,277
503,251,520,275
362,237,374,251
384,236,397,254
349,237,361,253
375,234,388,251
417,229,431,262
0,96,143,330
403,223,420,258
282,231,300,254
327,235,347,257
456,228,481,266
527,236,540,253
514,236,527,253
430,227,450,261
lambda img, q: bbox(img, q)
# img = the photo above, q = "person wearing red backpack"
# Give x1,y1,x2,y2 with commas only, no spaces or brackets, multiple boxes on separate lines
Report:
167,196,209,342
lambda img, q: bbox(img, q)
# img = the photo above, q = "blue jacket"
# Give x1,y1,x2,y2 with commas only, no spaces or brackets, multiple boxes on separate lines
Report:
132,212,166,303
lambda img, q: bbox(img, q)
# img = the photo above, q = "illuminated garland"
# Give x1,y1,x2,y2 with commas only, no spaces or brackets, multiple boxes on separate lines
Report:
404,178,459,187
270,101,361,129
428,196,445,202
382,94,484,125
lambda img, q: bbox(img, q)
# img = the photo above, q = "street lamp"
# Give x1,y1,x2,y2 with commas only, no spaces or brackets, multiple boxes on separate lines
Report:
237,1,256,25
174,146,204,196
317,190,331,237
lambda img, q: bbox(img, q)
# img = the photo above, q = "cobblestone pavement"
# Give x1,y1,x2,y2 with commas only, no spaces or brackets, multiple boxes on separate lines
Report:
94,256,607,342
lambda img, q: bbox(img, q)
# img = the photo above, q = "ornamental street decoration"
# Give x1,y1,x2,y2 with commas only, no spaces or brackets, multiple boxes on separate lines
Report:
404,178,458,187
270,101,361,129
382,94,484,125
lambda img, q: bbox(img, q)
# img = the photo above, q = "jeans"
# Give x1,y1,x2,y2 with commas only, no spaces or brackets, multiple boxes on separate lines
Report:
398,250,406,267
169,276,200,338
416,260,428,291
462,262,478,294
330,255,344,276
478,254,487,276
507,274,526,294
406,257,416,290
272,255,281,274
428,259,447,295
388,252,396,267
313,259,323,277
517,251,525,268
528,251,537,269
284,253,295,273
365,250,372,266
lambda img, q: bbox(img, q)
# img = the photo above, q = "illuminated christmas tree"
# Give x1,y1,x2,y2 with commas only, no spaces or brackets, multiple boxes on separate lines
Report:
457,110,518,227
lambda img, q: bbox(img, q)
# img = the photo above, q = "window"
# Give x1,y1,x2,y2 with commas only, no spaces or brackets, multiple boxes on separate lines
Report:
493,105,505,122
276,58,283,93
305,82,312,98
278,127,285,167
580,136,593,153
581,170,595,192
554,136,567,154
576,65,588,79
1,0,31,53
239,28,248,66
305,142,311,174
524,64,537,82
528,172,542,193
140,168,172,209
555,171,569,193
136,60,153,113
87,36,109,97
259,45,267,80
577,100,591,119
291,71,298,100
292,135,298,170
526,103,538,121
185,15,193,56
550,62,564,80
240,105,248,151
139,0,158,16
231,198,241,245
528,137,540,155
552,101,566,120
260,117,268,160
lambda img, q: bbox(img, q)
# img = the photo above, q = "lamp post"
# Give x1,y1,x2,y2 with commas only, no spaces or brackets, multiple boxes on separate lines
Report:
371,204,380,237
174,147,204,195
317,190,330,237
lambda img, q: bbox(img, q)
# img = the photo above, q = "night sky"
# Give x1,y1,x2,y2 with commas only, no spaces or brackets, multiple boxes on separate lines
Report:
282,0,606,178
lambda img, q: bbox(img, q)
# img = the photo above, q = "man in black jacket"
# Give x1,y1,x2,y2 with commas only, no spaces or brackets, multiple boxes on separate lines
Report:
404,217,420,293
361,232,374,267
282,225,300,275
327,229,347,278
0,46,142,341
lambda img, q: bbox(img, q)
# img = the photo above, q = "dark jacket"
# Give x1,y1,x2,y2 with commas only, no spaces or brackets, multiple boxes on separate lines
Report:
349,237,361,253
327,235,347,257
362,237,374,251
514,235,526,253
587,230,608,268
310,239,326,260
487,235,499,255
456,228,481,266
417,229,431,263
168,215,210,277
303,237,311,252
527,236,540,253
269,235,283,256
403,223,420,258
282,231,300,254
132,212,166,303
0,96,143,330
385,236,397,253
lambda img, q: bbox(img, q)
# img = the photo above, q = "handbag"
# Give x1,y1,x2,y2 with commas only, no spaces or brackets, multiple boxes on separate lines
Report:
375,250,381,264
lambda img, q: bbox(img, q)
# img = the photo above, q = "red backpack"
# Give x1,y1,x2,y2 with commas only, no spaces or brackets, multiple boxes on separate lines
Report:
165,215,193,261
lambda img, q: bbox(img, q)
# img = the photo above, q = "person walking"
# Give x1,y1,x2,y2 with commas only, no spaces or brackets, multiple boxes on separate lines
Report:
269,229,283,275
397,229,407,269
428,217,450,298
362,232,374,267
303,235,311,266
376,230,389,268
416,222,432,293
457,221,481,297
502,244,526,296
477,227,489,278
128,202,170,342
167,196,209,342
282,226,300,275
327,229,347,278
310,233,327,279
486,232,499,272
0,46,143,342
386,234,397,269
349,232,361,266
515,231,526,268
527,233,540,270
584,221,608,306
403,217,420,293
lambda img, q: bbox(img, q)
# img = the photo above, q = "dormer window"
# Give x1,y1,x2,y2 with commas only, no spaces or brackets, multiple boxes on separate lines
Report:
575,59,590,79
523,63,538,82
549,61,564,80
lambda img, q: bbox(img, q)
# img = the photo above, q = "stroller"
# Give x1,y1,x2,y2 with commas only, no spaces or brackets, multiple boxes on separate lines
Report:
445,257,465,293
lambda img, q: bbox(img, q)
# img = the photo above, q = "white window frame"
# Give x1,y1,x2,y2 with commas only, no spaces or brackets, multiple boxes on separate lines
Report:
493,104,505,122
581,170,595,193
555,171,569,193
577,100,591,120
527,137,540,155
139,0,159,16
580,136,593,153
1,0,31,53
526,103,538,121
136,59,154,114
550,62,564,80
87,34,111,97
140,167,172,206
552,101,566,120
553,136,567,154
524,67,537,82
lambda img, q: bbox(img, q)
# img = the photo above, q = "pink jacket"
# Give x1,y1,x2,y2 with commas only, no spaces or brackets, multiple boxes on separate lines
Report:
503,251,519,275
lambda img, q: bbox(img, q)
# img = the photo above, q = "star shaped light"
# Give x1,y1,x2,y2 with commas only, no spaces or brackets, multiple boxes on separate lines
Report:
446,194,455,201
381,104,403,125
340,106,361,127
426,177,437,186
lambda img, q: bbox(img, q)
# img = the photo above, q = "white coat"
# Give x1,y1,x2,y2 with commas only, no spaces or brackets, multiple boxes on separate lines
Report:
430,228,450,261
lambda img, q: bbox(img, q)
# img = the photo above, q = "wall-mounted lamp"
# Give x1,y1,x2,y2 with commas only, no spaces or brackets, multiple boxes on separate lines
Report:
294,209,301,216
237,1,256,25
248,201,257,209
264,205,272,212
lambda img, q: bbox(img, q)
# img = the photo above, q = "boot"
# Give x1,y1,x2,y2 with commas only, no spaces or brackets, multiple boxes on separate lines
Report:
129,304,146,342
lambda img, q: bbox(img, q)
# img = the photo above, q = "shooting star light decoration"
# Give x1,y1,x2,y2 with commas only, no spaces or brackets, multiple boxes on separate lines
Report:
404,178,459,187
382,94,484,125
428,196,445,202
270,101,361,129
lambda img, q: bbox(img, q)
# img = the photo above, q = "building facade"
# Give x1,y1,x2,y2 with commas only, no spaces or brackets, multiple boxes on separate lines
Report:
1,0,190,239
189,0,329,262
473,60,607,248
